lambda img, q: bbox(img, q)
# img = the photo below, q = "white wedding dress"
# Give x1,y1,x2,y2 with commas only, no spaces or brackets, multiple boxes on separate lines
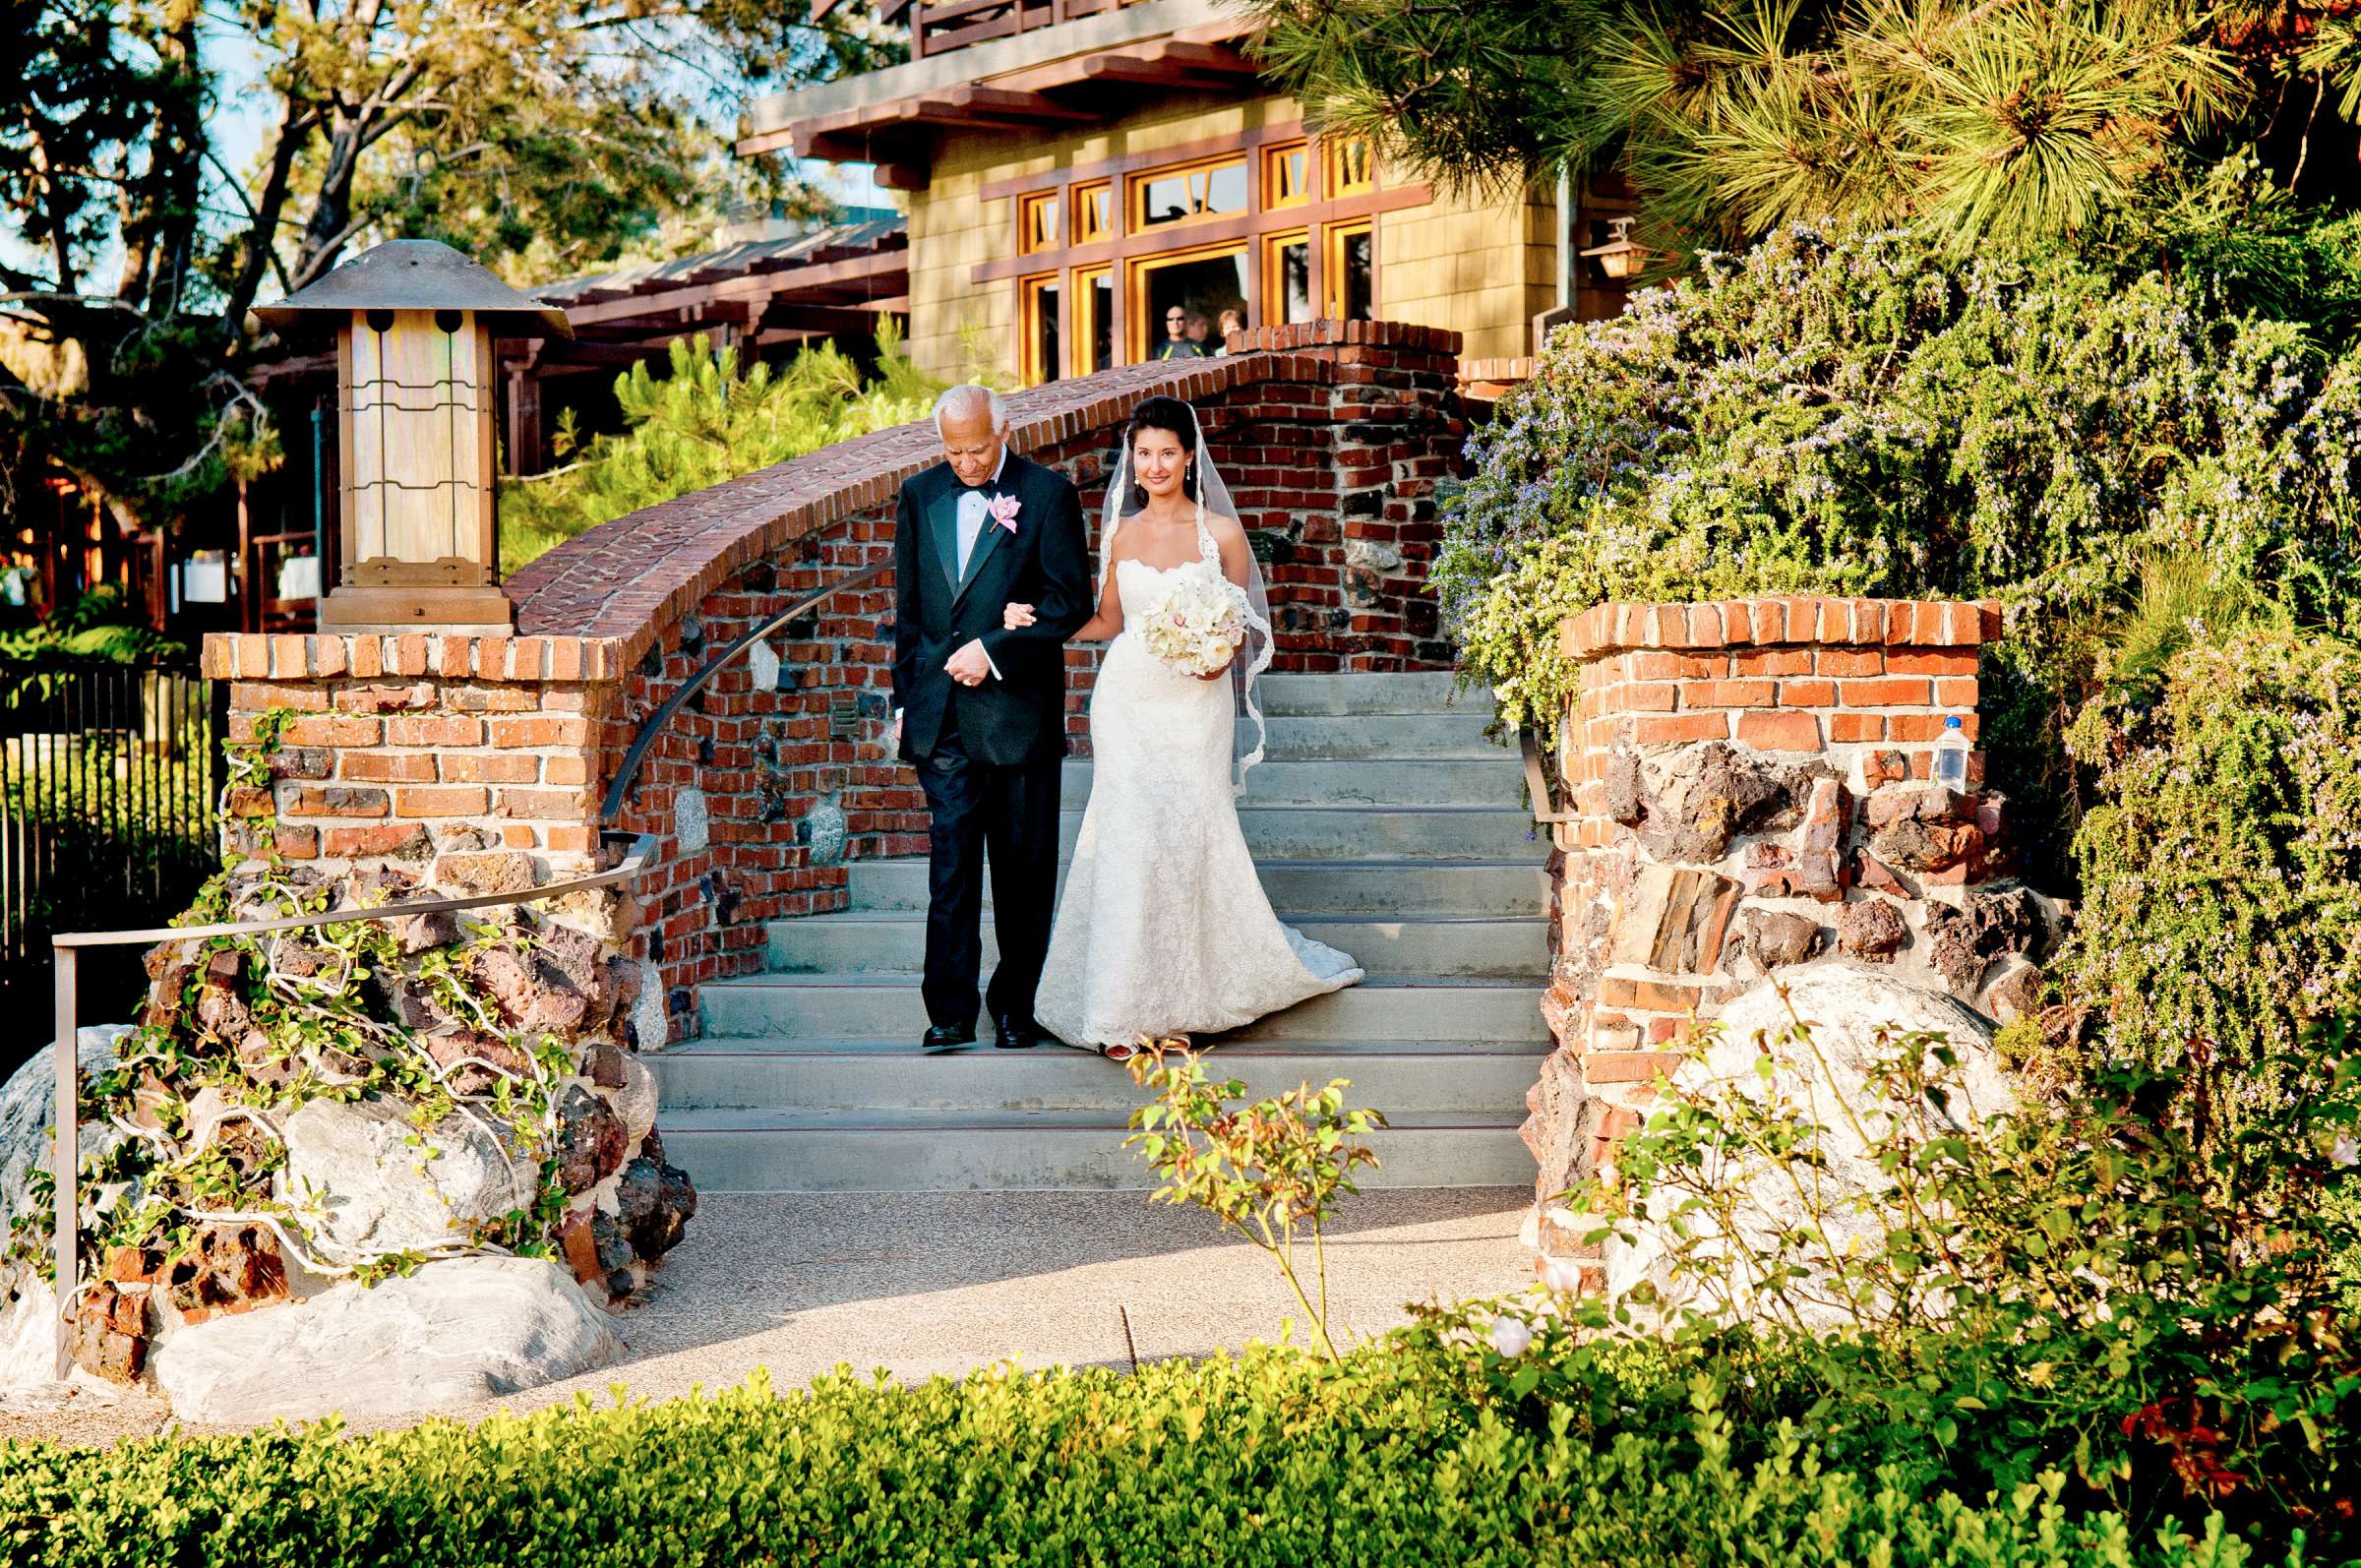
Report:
1034,512,1363,1052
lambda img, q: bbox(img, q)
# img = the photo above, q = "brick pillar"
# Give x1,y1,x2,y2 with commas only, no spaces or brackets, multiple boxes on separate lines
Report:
199,630,642,1001
1523,596,2056,1263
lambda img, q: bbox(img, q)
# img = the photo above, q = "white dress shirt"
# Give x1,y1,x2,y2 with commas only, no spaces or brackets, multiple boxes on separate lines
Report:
952,449,1009,580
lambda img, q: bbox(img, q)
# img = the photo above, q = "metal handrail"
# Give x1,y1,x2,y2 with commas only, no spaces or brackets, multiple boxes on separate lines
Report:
1521,729,1579,854
600,561,888,825
47,556,893,1379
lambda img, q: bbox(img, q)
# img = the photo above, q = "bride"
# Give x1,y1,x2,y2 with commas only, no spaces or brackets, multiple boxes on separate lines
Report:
1003,395,1362,1058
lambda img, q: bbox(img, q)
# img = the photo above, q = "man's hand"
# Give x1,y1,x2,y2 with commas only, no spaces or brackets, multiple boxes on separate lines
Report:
944,638,994,687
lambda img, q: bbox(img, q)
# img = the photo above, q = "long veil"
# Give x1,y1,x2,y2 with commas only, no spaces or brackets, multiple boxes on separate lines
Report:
1098,403,1274,795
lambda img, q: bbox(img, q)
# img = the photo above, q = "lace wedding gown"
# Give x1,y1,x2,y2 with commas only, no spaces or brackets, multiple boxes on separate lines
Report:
1034,513,1363,1052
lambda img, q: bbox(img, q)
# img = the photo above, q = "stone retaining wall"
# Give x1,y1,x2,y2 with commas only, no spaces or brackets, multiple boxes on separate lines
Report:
204,321,1472,1047
1525,596,2063,1259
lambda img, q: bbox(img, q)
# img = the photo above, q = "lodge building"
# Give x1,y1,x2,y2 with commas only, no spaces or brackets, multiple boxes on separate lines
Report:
747,0,1637,386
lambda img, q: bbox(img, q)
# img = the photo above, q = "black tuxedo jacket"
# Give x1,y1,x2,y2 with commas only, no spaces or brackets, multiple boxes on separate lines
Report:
891,451,1093,767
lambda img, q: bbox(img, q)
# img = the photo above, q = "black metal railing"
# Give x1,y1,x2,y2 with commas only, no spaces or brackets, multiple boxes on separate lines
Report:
3,660,223,1061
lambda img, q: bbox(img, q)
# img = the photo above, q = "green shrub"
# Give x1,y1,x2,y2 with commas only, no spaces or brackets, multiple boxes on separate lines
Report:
0,1352,2298,1566
2056,631,2361,1143
498,328,939,573
1439,225,2361,779
1430,1002,2361,1552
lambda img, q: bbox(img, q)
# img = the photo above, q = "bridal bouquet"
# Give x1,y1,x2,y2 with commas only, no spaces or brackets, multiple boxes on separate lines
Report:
1139,559,1246,678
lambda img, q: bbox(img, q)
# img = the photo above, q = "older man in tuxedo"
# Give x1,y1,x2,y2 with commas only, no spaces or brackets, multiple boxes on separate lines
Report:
891,386,1093,1053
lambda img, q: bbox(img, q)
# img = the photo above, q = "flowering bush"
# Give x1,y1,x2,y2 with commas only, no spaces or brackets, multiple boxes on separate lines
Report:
2055,632,2361,1145
1439,224,2361,748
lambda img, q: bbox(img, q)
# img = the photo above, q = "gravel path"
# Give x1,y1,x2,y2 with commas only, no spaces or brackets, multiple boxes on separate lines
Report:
0,1186,1531,1449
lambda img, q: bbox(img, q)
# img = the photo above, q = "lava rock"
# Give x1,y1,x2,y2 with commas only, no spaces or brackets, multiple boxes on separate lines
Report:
1743,910,1824,970
1838,898,1907,962
1638,744,1795,864
555,1084,628,1194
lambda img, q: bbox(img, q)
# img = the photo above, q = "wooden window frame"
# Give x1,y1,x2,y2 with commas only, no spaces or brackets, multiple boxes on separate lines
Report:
1326,136,1376,198
1263,142,1309,210
1018,191,1060,254
1262,228,1313,329
1324,218,1375,320
1129,152,1250,236
1073,265,1114,379
1018,272,1061,387
1128,239,1249,362
1073,180,1113,245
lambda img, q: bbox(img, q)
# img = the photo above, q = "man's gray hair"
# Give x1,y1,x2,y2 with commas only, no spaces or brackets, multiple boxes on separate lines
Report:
932,384,1009,434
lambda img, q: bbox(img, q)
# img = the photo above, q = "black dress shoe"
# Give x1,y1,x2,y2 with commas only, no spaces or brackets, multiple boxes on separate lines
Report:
994,1015,1039,1051
922,1023,976,1054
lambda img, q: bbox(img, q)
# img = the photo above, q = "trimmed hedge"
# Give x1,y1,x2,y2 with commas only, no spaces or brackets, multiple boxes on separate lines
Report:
0,1352,2287,1567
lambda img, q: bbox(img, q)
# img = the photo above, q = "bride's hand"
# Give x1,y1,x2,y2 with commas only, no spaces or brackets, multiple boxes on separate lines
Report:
1002,602,1037,631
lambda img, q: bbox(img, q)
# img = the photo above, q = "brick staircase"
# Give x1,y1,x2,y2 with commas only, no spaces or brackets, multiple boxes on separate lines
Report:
649,672,1549,1192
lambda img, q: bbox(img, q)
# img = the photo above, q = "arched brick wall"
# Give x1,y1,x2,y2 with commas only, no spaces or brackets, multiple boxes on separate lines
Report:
208,322,1475,1046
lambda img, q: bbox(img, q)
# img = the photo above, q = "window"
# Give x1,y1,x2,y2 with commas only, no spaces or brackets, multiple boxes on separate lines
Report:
1018,192,1060,253
1265,230,1312,326
1132,243,1247,361
1132,154,1248,231
1325,220,1373,319
1074,180,1113,244
1019,274,1060,385
1327,136,1374,197
1264,142,1309,209
1074,267,1115,376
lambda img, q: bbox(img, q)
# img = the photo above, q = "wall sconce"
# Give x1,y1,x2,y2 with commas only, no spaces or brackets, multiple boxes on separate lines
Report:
1580,215,1656,282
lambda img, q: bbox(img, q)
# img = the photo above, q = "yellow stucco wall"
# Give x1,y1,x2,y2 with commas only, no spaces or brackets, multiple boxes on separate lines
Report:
903,90,1554,381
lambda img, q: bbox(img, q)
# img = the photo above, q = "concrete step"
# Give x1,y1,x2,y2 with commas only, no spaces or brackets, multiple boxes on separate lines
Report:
1059,804,1537,861
1256,671,1483,716
696,975,1550,1045
654,1107,1537,1192
1059,756,1519,808
650,1038,1548,1115
843,859,1548,918
1250,711,1498,760
766,912,1547,980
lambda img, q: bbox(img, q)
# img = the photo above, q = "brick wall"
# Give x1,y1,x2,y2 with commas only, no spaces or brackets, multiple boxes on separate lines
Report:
1526,595,2060,1268
207,320,1471,1049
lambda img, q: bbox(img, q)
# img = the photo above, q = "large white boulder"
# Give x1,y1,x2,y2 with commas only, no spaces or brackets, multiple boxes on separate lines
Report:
150,1255,619,1422
274,1097,542,1259
1603,960,2009,1327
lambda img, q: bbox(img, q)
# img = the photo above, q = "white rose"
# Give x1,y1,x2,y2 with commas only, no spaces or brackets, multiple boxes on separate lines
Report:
1487,1315,1534,1358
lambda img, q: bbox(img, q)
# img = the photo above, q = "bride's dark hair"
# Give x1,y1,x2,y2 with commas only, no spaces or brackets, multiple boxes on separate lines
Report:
1123,395,1200,505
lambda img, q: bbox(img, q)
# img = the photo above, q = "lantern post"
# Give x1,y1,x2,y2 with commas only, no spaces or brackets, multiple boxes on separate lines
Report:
252,240,572,633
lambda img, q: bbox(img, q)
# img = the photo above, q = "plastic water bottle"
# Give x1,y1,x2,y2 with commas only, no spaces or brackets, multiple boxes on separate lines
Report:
1933,715,1969,788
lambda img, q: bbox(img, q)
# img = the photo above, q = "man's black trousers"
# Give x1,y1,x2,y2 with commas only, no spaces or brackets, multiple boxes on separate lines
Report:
914,722,1062,1030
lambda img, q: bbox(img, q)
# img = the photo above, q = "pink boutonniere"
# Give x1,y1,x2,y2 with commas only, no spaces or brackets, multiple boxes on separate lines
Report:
986,494,1021,533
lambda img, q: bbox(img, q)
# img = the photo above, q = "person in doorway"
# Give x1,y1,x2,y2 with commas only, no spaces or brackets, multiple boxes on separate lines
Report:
889,385,1094,1054
1152,305,1205,360
1215,309,1243,354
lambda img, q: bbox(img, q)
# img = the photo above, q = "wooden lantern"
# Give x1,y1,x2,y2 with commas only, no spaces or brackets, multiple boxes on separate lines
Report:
252,241,571,633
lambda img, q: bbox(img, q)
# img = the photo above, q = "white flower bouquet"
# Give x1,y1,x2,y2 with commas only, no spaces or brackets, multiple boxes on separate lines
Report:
1139,559,1246,678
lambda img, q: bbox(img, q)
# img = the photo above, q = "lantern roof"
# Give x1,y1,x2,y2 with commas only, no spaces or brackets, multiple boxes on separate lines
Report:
251,240,574,339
